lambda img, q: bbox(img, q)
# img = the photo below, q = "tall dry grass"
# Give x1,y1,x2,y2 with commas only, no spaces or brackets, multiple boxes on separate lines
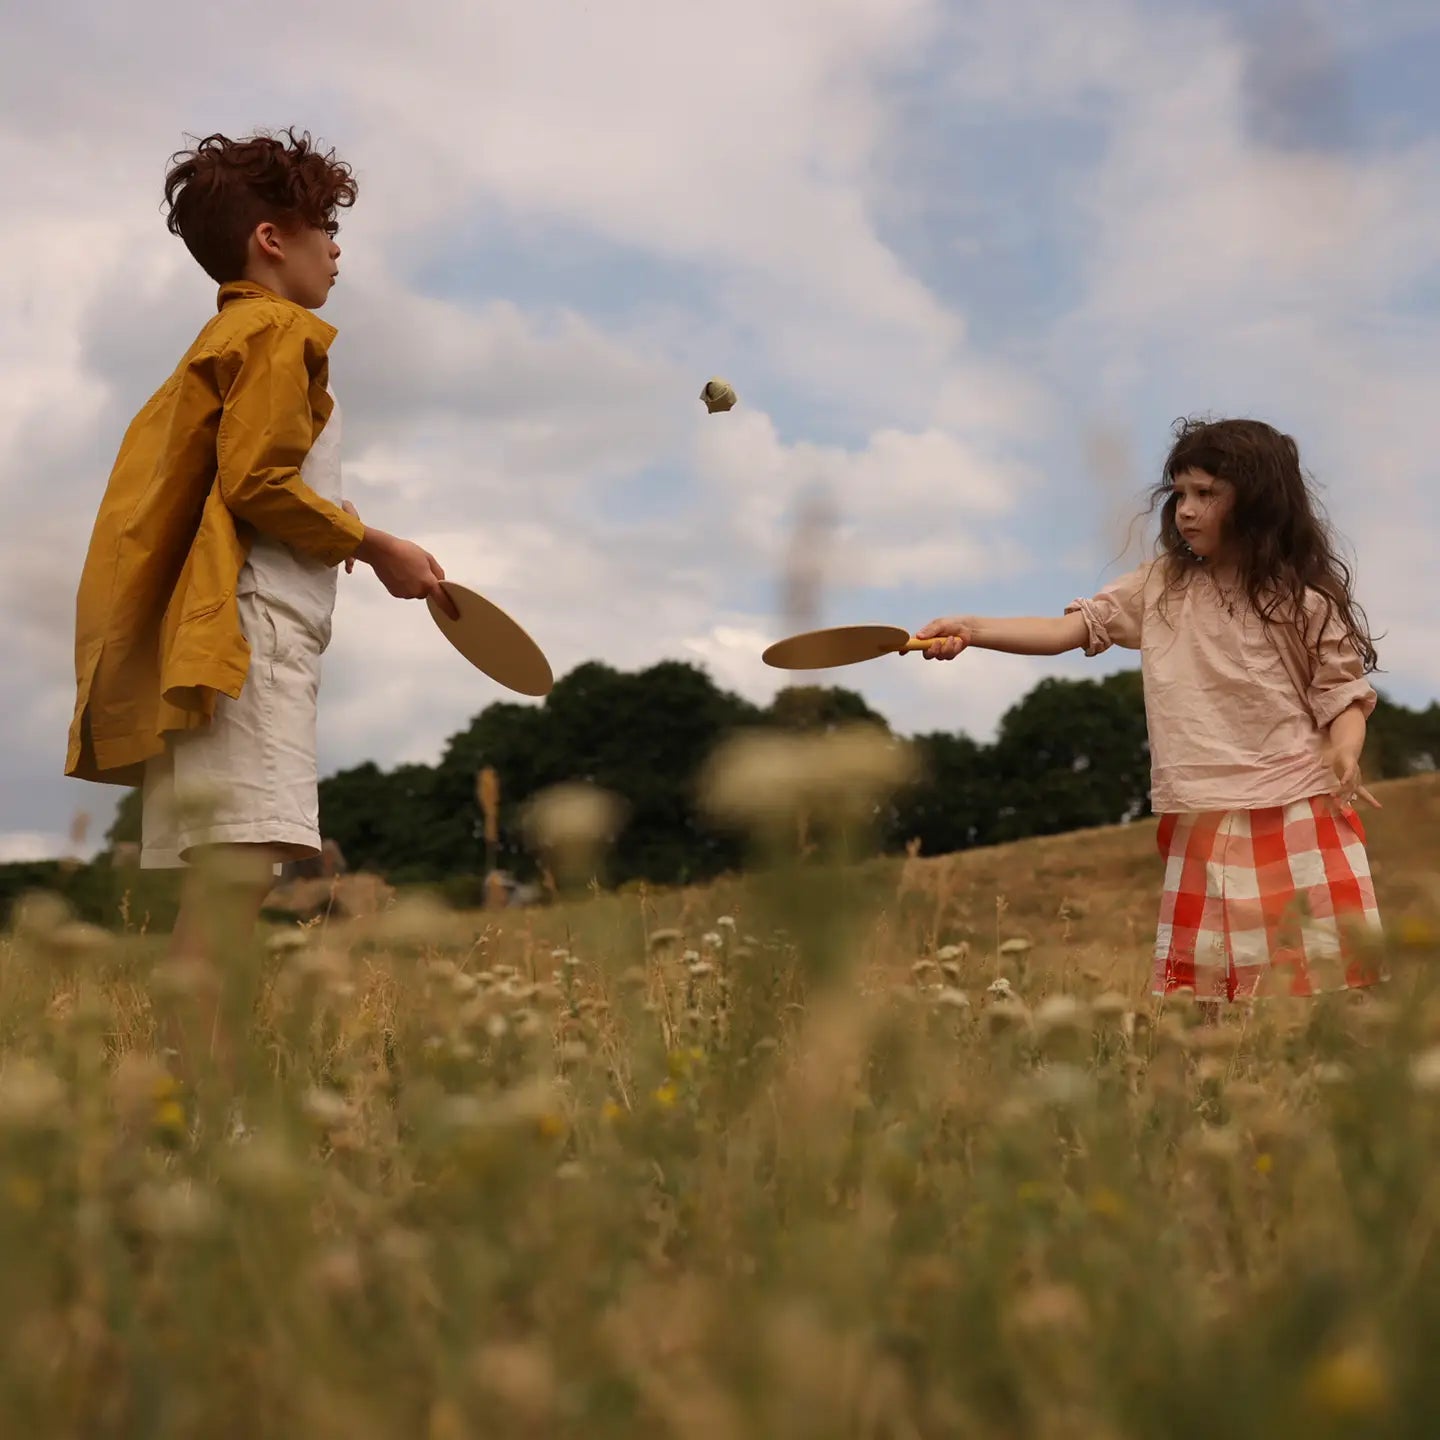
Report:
1,757,1437,1438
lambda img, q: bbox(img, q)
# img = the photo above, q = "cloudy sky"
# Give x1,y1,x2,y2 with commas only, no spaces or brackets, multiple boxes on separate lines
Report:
4,0,1438,860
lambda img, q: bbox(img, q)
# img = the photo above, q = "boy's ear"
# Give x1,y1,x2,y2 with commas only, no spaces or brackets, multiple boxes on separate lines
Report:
253,221,285,261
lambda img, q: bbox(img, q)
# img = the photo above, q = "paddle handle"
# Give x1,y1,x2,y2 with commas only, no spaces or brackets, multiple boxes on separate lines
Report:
900,637,937,653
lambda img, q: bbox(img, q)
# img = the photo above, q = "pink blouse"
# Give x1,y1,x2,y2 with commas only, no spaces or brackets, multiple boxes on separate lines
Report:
1066,562,1376,814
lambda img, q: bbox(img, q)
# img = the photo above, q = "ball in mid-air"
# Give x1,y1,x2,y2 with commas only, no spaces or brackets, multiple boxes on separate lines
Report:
700,378,737,414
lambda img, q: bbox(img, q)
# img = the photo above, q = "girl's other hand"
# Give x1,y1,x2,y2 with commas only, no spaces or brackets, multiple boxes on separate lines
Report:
1328,742,1382,810
913,617,975,661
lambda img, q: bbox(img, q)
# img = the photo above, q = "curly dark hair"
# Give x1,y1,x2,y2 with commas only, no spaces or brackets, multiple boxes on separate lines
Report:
163,128,357,284
1146,416,1378,672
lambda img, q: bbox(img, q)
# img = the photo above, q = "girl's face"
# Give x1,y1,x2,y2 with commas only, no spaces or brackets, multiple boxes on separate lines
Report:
1171,467,1236,564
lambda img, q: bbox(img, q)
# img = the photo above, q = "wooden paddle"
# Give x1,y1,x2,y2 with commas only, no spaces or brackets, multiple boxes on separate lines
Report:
761,624,936,671
427,583,555,697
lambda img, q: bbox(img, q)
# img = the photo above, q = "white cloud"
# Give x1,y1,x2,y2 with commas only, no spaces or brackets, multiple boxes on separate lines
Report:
1,0,1436,859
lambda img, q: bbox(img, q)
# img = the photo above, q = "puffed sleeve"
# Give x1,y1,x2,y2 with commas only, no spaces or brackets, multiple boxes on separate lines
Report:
1303,591,1377,727
1064,565,1149,657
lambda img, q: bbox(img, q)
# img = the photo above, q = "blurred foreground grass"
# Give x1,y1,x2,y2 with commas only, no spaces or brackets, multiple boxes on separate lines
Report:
0,768,1437,1438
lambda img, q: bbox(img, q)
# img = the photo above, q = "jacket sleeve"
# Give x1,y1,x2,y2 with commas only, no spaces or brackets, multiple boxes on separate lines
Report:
214,313,365,565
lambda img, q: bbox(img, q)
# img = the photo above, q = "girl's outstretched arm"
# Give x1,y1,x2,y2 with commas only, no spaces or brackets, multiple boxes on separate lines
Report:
915,612,1089,660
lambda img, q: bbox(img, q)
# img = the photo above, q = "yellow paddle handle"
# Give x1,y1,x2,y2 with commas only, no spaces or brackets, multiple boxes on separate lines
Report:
901,636,938,653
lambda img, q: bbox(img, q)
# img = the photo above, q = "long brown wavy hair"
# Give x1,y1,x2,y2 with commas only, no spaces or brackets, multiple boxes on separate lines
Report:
163,128,357,284
1146,416,1378,672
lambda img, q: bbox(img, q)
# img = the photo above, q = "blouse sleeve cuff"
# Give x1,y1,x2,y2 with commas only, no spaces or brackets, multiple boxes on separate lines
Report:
1064,598,1111,658
1312,681,1377,729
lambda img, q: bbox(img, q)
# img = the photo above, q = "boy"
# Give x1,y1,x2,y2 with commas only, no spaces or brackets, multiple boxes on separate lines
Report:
66,129,456,998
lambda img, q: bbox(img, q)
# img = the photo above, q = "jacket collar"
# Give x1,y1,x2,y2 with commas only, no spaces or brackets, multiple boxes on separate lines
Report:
216,281,337,343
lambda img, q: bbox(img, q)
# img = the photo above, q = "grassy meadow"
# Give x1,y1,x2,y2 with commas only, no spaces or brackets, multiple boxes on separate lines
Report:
1,761,1438,1438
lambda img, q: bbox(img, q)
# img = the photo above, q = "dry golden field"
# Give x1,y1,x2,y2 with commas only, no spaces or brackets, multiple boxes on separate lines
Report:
1,768,1437,1438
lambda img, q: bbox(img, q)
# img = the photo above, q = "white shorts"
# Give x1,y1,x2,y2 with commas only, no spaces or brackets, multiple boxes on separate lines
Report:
141,590,326,869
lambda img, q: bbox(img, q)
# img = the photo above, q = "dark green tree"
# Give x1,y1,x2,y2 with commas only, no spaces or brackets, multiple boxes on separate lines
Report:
988,670,1150,841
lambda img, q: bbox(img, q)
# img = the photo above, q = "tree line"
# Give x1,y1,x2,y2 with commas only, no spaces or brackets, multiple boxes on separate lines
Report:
81,660,1438,907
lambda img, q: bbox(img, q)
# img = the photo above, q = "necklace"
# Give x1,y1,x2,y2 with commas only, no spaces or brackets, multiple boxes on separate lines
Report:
1198,564,1240,618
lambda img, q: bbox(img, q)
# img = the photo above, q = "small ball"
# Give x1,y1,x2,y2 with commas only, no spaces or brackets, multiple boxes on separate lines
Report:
700,378,737,414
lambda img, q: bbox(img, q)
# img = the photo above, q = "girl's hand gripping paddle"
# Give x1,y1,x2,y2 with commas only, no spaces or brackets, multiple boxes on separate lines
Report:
761,624,936,671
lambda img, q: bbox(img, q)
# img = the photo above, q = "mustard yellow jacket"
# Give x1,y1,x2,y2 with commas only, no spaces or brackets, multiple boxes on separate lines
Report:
66,282,365,785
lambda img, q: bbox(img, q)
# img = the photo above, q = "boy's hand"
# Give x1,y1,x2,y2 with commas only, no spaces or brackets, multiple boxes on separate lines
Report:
354,528,460,619
913,617,975,661
342,501,361,573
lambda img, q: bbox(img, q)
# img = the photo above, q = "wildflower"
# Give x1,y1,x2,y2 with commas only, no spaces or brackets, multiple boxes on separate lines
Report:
1254,1152,1274,1175
0,1064,67,1130
688,961,715,978
310,1246,365,1301
701,931,722,948
985,977,1014,1000
937,944,966,961
5,1176,42,1213
535,1111,567,1141
153,1097,187,1143
1030,1063,1093,1109
998,937,1032,957
940,961,963,983
302,1088,354,1130
652,1081,679,1109
1302,1343,1392,1419
1409,1047,1440,1094
522,783,628,881
266,928,309,957
601,1099,625,1125
717,915,737,930
486,1014,508,1040
1088,1187,1126,1219
1008,1283,1089,1335
1396,916,1435,949
912,959,937,978
682,949,700,964
471,1340,557,1424
647,928,683,952
1193,1126,1241,1164
1091,991,1130,1020
1034,994,1088,1037
222,1137,307,1201
986,999,1031,1035
934,987,971,1012
131,1180,217,1240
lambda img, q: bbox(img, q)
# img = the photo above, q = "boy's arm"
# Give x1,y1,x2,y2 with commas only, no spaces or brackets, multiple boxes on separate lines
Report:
214,316,364,566
915,613,1089,658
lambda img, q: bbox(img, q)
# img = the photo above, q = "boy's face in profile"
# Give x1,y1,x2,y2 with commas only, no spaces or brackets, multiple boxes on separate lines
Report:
251,220,341,309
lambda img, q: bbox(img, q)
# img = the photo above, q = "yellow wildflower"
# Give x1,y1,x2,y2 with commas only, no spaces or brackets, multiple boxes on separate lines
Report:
1302,1343,1391,1418
535,1112,567,1141
1087,1187,1126,1219
5,1176,42,1213
652,1081,679,1110
1254,1152,1274,1176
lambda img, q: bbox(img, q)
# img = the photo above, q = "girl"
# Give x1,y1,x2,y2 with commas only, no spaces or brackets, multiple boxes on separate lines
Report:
916,417,1384,1002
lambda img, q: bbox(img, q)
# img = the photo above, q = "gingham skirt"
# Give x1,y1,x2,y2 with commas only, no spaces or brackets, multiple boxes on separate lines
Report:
1153,795,1384,1001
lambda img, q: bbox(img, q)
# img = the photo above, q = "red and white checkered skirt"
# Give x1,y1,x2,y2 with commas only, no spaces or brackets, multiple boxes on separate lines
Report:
1153,794,1384,1001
